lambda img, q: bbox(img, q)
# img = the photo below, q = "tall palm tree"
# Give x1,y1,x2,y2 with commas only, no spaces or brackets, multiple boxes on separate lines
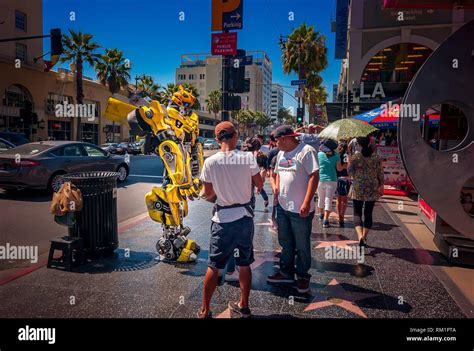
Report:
137,75,161,100
234,109,256,138
205,90,221,122
95,48,131,95
304,72,327,123
60,30,100,141
254,111,272,133
282,23,328,78
95,48,130,143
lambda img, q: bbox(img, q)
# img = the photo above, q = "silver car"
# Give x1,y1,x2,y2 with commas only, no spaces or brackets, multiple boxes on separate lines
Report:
0,141,130,192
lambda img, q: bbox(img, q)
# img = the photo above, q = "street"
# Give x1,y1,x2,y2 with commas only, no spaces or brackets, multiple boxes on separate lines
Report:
0,155,164,268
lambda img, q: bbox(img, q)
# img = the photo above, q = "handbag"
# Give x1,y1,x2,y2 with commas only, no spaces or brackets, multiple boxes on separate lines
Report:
50,182,83,216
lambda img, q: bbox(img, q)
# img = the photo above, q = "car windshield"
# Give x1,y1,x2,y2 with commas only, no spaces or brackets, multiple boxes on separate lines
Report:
7,143,52,155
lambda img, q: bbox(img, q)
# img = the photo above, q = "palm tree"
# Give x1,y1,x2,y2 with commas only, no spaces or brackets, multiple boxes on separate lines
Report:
95,48,131,143
254,111,272,133
60,30,100,141
137,75,161,100
95,48,131,95
234,109,256,138
304,73,328,124
282,23,328,78
277,107,294,125
205,90,221,122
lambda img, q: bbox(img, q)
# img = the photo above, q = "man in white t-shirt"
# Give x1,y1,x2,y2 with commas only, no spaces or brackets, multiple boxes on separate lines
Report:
267,125,319,294
198,121,263,318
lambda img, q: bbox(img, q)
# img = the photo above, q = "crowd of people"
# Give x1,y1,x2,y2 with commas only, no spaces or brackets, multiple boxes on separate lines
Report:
197,121,384,318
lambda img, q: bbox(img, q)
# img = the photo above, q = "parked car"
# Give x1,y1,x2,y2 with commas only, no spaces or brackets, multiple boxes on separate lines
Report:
118,142,141,155
100,143,120,154
0,141,130,192
0,132,30,146
203,138,219,150
0,138,16,153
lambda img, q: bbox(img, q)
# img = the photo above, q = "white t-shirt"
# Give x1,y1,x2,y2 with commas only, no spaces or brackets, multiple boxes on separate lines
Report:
200,150,260,223
275,143,319,214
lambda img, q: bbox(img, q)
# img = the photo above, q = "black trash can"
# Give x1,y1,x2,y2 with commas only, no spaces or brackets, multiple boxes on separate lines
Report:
63,171,119,257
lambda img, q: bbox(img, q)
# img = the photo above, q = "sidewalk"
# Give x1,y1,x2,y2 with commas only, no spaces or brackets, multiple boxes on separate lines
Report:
0,186,471,318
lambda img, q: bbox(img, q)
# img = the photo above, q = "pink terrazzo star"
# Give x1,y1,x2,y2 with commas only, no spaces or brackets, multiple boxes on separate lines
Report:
304,278,379,318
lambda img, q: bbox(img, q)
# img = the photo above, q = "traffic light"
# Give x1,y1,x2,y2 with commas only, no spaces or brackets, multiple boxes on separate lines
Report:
44,28,63,72
223,95,241,110
243,78,250,93
297,107,304,124
228,49,246,93
348,90,354,103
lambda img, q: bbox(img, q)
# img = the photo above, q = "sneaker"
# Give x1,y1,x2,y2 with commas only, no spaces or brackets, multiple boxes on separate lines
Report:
228,301,252,318
225,269,240,282
323,220,330,228
267,271,294,284
339,221,345,228
296,278,310,294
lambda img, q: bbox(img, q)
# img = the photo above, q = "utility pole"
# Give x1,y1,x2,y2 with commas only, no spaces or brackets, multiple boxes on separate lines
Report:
221,52,230,121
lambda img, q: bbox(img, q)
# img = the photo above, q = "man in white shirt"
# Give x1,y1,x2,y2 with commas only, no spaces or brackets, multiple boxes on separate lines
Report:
199,121,263,318
267,125,319,294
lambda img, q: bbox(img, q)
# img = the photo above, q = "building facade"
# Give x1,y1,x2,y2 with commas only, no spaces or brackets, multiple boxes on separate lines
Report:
176,51,272,118
0,0,130,144
270,84,283,121
336,0,474,115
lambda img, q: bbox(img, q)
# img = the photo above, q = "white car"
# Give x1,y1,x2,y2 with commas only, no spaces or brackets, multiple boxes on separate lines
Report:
203,139,219,150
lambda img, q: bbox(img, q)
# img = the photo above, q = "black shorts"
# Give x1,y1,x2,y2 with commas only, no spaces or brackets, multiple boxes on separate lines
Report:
337,178,351,196
208,216,255,269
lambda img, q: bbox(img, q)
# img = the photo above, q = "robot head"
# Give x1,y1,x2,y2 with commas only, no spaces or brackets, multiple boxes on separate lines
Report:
171,85,196,109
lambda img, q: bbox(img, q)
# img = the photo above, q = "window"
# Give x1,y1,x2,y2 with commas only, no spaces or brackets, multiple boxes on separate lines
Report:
53,145,84,157
46,93,73,114
199,74,205,80
83,99,100,118
188,74,195,80
15,11,27,31
82,123,99,144
48,120,71,141
83,144,106,157
3,85,33,108
177,74,186,80
15,43,27,62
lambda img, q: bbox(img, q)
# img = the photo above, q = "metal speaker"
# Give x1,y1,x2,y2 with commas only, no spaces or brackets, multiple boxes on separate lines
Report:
399,20,474,238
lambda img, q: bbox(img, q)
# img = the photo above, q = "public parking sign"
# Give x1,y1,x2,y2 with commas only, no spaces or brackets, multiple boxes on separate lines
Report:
211,32,237,55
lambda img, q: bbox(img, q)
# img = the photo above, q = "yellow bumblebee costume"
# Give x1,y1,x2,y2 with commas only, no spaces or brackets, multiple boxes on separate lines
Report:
104,86,203,262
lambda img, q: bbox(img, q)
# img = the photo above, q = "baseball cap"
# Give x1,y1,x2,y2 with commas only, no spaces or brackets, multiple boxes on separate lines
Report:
274,125,300,139
215,121,236,140
319,139,338,153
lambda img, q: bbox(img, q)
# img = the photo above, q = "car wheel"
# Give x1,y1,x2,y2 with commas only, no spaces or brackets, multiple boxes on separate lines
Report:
48,172,66,193
117,164,128,183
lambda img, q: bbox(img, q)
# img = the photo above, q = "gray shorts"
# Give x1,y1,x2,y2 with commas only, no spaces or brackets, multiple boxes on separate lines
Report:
208,216,255,269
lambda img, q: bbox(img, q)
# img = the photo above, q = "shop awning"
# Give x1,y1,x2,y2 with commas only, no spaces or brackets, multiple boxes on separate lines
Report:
352,104,440,129
384,0,474,9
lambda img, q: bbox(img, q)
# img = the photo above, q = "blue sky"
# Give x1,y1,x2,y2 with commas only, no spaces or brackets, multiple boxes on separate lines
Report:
43,0,341,110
